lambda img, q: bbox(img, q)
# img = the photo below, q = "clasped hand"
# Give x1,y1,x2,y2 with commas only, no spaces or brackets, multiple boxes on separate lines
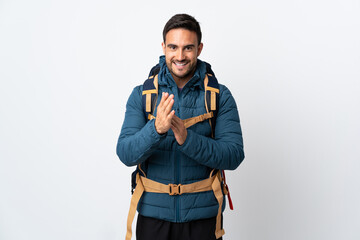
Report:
154,92,187,145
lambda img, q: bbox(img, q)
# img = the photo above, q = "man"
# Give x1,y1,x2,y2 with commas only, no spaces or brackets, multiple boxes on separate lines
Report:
117,14,244,240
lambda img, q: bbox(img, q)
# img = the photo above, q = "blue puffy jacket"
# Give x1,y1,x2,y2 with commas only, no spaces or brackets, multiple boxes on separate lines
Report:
117,56,244,223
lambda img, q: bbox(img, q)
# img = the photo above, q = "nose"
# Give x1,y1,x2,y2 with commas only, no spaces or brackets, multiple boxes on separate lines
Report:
176,49,185,61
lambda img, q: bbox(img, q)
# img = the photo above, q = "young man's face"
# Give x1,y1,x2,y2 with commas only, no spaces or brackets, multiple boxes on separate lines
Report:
162,28,203,86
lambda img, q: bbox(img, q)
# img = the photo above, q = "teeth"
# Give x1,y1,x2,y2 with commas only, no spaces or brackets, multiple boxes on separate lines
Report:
175,62,186,66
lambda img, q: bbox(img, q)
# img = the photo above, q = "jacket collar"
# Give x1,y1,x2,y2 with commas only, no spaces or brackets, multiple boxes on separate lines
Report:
157,55,206,91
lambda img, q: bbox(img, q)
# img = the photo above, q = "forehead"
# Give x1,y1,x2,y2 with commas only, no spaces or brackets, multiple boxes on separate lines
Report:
165,28,198,46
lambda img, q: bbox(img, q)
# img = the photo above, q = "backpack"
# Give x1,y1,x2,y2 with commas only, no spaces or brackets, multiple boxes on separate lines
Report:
125,63,234,240
131,62,233,210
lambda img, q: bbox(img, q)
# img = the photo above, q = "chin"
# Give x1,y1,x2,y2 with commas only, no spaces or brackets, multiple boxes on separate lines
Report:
174,70,189,78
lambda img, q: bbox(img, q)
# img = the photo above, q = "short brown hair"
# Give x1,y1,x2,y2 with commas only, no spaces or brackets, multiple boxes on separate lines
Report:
163,14,202,45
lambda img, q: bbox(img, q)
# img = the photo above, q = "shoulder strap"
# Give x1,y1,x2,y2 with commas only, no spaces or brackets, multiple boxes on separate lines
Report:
204,72,233,211
141,64,160,120
142,75,158,120
204,73,220,138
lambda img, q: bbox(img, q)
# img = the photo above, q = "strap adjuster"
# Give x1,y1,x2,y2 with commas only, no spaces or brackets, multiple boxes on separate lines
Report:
169,184,182,195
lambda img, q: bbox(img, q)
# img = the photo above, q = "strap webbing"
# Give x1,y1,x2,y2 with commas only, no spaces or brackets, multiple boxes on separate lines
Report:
211,91,216,110
125,174,144,240
204,74,219,112
204,75,213,138
143,75,159,114
125,172,225,239
182,112,213,129
141,174,215,195
147,112,213,128
212,174,225,239
145,94,151,112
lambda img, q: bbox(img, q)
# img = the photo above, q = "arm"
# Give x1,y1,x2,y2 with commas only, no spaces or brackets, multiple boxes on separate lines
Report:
178,85,245,170
116,86,166,166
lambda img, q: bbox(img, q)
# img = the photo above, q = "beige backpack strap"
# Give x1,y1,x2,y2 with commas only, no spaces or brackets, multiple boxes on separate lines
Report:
212,171,225,239
182,112,214,128
204,74,213,137
125,171,224,239
140,174,215,195
204,74,210,113
142,75,159,114
126,173,144,240
148,112,213,127
204,74,220,111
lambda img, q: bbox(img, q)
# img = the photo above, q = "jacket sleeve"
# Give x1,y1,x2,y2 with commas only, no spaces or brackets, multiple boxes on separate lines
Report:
116,86,166,166
178,85,245,170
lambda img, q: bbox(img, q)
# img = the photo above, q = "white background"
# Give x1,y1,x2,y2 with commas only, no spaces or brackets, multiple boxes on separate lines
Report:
1,0,359,239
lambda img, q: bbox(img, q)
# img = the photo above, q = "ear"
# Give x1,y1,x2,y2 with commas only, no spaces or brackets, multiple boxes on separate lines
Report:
197,43,203,57
161,42,166,54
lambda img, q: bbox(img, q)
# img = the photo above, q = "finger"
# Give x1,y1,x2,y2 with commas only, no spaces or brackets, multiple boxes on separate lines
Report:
166,110,175,122
171,121,182,133
171,117,179,126
172,115,181,122
170,124,179,135
171,118,178,128
163,97,174,115
158,92,168,109
162,94,174,109
172,115,183,126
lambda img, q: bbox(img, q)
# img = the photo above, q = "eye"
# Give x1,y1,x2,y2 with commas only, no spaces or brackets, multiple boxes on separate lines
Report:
185,46,193,51
168,45,177,50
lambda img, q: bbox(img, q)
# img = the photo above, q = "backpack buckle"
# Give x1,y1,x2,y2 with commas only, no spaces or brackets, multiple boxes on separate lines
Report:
169,184,182,195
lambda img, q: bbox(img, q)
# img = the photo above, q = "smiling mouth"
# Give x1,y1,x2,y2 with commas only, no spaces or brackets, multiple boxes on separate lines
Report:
174,61,188,67
173,62,188,71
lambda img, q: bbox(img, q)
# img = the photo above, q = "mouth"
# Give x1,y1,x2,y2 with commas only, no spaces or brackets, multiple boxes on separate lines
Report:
173,61,188,70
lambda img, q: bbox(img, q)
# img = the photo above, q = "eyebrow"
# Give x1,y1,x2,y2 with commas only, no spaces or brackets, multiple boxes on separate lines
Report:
184,44,195,48
167,44,196,49
167,44,177,48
